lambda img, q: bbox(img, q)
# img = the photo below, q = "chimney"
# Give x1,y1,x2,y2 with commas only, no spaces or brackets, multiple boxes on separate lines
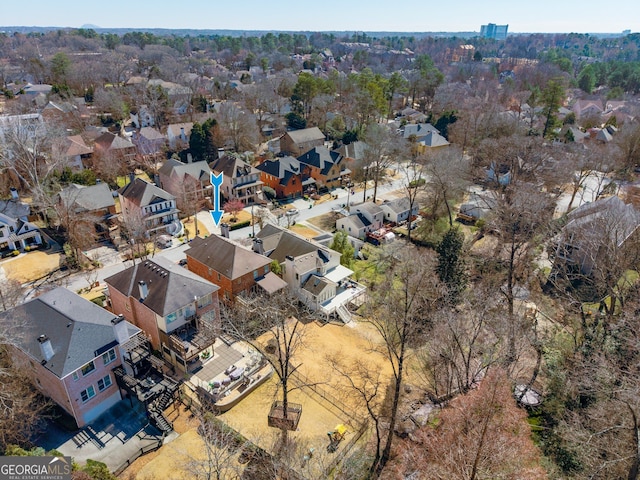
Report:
129,172,135,184
10,187,18,200
111,314,129,345
153,173,161,187
253,238,264,255
180,127,186,141
138,281,149,301
220,223,230,238
187,153,193,164
37,335,54,362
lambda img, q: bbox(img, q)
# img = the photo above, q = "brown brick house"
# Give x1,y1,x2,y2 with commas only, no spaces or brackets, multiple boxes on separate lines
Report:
185,235,286,303
105,256,221,372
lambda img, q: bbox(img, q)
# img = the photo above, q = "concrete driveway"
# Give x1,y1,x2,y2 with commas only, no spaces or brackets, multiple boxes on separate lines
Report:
35,398,175,472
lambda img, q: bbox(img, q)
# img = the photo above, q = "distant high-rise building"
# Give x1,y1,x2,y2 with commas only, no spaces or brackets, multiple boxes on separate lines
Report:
480,23,508,40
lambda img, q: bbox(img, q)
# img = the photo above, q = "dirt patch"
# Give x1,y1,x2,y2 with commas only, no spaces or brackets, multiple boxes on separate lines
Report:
0,250,63,283
290,224,321,239
307,212,338,232
223,210,252,225
182,216,209,237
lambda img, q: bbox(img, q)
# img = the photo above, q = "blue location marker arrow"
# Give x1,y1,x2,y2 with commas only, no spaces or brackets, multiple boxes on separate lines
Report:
210,172,224,226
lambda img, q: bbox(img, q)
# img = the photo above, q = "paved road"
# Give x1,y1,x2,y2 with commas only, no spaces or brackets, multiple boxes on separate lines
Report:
29,165,411,298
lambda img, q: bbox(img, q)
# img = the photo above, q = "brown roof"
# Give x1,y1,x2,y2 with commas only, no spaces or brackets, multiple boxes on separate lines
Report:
255,271,288,294
186,235,271,280
105,256,218,317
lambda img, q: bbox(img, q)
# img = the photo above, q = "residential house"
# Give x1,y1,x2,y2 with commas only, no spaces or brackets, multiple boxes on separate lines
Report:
185,235,286,303
256,156,304,199
157,158,212,212
132,127,166,156
552,196,640,279
105,256,221,372
401,123,439,139
279,127,325,157
415,131,450,151
572,99,603,118
54,135,93,170
167,123,193,150
118,178,181,238
147,79,193,115
209,155,263,205
130,105,155,129
58,183,117,242
297,146,348,190
336,202,384,239
397,108,428,124
255,224,364,320
0,288,140,428
0,192,43,252
93,132,137,162
380,197,420,224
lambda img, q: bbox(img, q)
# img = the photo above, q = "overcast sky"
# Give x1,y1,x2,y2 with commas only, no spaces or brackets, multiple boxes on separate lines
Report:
2,0,637,33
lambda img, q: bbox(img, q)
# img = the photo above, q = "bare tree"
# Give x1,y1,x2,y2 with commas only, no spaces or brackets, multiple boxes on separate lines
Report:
0,312,50,453
361,124,399,203
0,278,24,312
424,146,471,227
179,411,246,480
222,290,316,447
361,246,440,474
216,102,259,153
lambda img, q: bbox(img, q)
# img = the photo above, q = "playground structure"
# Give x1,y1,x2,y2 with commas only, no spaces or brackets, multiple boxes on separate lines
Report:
327,423,348,453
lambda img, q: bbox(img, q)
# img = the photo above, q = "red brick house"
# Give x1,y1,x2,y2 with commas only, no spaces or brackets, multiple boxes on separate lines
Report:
105,256,221,372
255,155,304,199
0,288,140,428
297,146,347,190
185,235,286,303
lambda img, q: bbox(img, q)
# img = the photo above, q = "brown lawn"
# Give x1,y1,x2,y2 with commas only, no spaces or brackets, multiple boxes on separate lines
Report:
1,250,63,283
290,224,322,240
307,212,338,232
128,320,399,479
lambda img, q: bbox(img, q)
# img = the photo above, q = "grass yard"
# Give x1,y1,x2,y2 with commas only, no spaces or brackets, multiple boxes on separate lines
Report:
307,212,338,232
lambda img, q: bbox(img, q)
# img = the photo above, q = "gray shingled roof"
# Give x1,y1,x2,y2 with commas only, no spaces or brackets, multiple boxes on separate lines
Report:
118,178,175,207
256,224,333,263
285,127,325,144
255,156,301,185
186,235,271,280
402,123,439,139
297,146,343,175
209,155,260,179
0,288,139,378
104,256,219,316
382,197,411,214
159,158,211,182
59,183,114,213
302,274,336,296
0,199,30,220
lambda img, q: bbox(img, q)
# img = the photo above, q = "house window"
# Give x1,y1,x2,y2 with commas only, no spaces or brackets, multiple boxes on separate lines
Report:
197,294,212,308
81,361,96,376
217,272,221,280
264,265,269,274
80,386,96,403
72,372,79,381
166,312,177,324
102,349,116,366
97,375,112,392
253,270,259,279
